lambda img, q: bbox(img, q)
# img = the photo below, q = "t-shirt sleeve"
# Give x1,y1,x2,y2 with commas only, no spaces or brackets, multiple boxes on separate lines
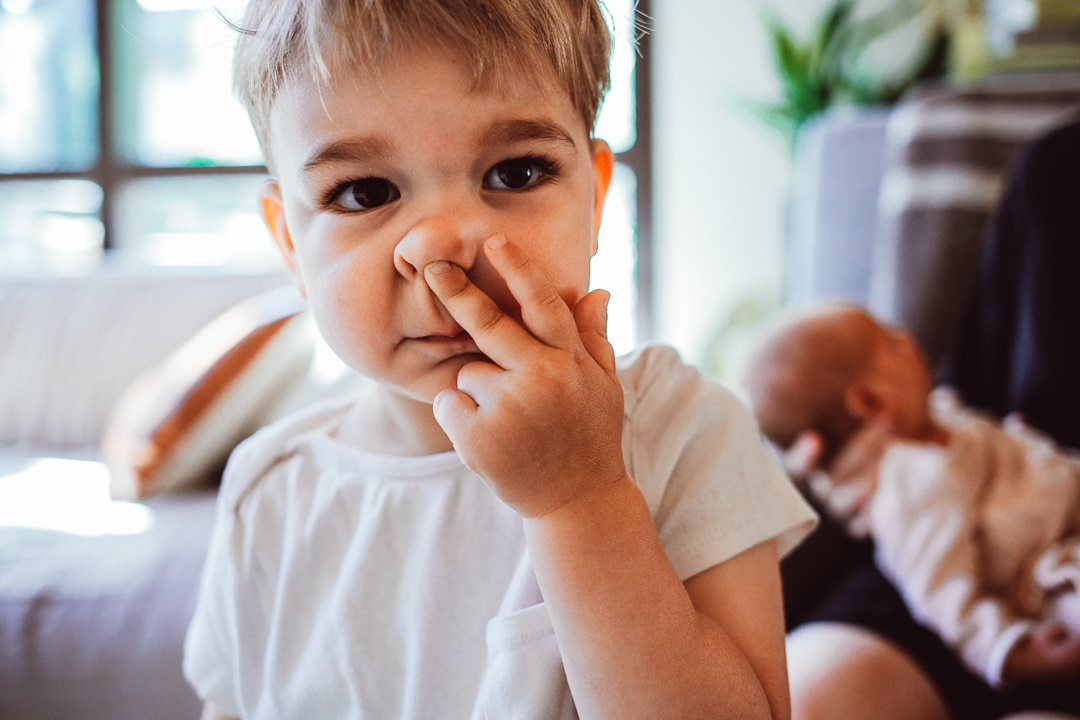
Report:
620,346,818,581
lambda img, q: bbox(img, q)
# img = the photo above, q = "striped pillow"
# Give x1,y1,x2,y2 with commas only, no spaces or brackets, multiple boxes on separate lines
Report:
868,73,1080,367
102,285,314,499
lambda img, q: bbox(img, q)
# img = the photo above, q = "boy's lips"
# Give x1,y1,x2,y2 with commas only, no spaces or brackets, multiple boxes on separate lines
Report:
421,329,470,343
411,327,481,355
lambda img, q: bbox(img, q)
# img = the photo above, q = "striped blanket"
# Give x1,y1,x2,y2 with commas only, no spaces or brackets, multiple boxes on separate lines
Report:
867,72,1080,368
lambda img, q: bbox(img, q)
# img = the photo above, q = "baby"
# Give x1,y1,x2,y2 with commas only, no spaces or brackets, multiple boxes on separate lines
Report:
743,303,1080,689
182,1,816,718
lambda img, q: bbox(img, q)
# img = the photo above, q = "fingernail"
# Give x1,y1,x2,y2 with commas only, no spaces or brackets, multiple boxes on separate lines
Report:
425,260,453,275
485,234,507,250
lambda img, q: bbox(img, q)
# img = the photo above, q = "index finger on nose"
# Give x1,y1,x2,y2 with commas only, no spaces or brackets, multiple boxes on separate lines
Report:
482,235,579,350
423,260,533,368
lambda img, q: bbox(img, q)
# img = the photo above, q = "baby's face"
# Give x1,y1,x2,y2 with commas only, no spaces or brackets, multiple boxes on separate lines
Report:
260,45,610,403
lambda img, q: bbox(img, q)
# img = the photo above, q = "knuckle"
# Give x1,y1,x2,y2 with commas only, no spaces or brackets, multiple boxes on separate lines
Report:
474,303,505,334
545,352,581,386
507,251,531,275
442,274,472,300
535,290,564,313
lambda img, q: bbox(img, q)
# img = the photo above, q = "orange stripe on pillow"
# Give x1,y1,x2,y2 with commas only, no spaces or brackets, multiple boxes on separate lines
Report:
133,314,296,494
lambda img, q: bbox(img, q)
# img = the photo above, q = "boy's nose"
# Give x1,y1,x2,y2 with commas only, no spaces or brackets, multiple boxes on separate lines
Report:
393,214,485,279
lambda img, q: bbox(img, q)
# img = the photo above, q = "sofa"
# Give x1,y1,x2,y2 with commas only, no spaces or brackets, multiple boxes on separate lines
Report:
0,266,365,720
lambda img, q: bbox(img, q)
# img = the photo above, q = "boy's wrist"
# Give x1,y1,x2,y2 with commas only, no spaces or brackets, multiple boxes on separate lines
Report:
523,471,635,523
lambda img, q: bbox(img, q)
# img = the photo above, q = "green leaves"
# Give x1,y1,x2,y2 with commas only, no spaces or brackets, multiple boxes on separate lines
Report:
752,0,943,153
754,0,854,151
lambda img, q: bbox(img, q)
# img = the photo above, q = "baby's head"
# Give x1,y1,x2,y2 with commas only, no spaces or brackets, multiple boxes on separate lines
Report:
233,0,613,171
231,0,617,405
743,305,934,462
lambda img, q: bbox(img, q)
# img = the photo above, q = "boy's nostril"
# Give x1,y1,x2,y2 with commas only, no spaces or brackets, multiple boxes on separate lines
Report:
394,219,483,278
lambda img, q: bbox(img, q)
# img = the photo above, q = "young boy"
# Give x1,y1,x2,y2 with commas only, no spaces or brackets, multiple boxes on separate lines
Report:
743,303,1080,694
182,1,817,718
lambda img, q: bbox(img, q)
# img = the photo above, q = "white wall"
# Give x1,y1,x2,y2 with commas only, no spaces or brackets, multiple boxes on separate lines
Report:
648,0,840,372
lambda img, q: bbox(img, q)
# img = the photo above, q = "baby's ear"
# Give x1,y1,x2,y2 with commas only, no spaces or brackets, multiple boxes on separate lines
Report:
844,382,888,421
259,179,307,299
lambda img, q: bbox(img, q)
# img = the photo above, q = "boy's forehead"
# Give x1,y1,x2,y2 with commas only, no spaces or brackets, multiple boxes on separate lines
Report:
266,46,588,163
282,41,578,113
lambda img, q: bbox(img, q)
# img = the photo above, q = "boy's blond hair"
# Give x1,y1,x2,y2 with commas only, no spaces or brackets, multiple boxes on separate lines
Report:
232,0,614,168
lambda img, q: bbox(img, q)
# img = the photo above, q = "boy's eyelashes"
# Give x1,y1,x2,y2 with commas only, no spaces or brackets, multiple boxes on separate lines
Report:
325,177,401,212
482,155,560,191
318,155,562,213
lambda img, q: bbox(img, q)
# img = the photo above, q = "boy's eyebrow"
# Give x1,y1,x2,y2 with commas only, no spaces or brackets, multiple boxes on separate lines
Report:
301,138,392,175
299,120,576,176
482,119,578,149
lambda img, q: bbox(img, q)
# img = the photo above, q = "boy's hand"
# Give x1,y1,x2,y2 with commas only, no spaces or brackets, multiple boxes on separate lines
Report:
1002,622,1080,685
423,235,627,518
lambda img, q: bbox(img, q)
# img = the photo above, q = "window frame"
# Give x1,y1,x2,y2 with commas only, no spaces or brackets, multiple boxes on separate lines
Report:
623,0,653,342
2,0,652,339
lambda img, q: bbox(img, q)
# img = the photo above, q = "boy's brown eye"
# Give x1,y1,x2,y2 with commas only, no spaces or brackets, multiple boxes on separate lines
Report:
484,157,551,191
333,178,400,211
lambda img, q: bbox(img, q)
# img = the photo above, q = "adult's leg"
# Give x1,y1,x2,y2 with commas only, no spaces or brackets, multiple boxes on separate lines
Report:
789,556,1013,719
787,622,949,720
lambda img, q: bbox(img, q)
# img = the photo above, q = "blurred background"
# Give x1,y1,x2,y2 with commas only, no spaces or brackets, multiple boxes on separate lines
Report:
2,0,1076,376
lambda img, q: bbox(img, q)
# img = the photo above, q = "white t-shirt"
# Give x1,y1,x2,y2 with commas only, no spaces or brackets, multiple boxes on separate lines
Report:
184,345,816,719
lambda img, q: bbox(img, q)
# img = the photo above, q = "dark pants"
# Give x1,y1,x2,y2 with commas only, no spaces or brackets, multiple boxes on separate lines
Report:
782,503,1080,720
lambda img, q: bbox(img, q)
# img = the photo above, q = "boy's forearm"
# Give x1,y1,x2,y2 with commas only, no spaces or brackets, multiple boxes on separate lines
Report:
523,474,773,720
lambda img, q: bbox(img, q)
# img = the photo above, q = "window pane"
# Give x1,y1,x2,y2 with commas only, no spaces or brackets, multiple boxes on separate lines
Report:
0,0,98,172
595,0,637,154
112,174,278,267
0,179,103,270
591,162,637,355
112,0,261,167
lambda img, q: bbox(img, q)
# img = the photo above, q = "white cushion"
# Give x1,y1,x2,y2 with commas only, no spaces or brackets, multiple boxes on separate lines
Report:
0,267,287,451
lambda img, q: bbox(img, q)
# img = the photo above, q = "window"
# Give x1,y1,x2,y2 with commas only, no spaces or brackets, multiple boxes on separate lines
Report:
0,0,651,351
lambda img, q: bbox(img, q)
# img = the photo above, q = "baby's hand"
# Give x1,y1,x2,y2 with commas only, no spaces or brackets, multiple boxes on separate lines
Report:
789,418,892,538
779,431,825,481
422,235,626,518
1002,622,1080,685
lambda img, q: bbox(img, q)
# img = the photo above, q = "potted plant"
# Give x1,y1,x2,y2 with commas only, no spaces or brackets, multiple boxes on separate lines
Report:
753,0,950,152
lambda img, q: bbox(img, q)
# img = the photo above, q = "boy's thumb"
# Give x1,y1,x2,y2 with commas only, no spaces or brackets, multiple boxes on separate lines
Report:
431,388,477,441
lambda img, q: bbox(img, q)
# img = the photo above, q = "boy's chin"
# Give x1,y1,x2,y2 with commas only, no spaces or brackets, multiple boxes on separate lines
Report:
402,353,496,404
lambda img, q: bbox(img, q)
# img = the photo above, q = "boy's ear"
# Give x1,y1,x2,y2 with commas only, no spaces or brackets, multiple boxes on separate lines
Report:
844,382,889,421
259,179,307,299
588,139,615,255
